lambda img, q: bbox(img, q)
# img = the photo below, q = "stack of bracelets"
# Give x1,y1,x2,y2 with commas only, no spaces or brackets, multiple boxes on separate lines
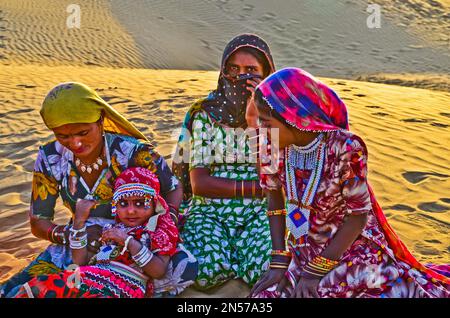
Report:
69,225,88,250
47,224,69,245
270,249,292,270
132,244,154,267
303,255,339,278
234,180,262,198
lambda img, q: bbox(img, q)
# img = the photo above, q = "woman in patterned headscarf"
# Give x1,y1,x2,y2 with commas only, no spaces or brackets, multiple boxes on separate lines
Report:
172,34,276,290
250,67,449,298
1,82,197,298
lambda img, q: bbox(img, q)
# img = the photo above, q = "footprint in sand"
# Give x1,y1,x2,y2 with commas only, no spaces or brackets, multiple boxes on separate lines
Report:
176,79,198,83
200,40,211,49
372,112,390,117
418,202,448,213
440,198,450,204
400,118,429,123
366,105,381,109
243,4,254,11
353,94,366,97
439,112,450,118
386,204,416,212
430,122,449,128
258,12,276,22
342,89,352,92
402,171,449,184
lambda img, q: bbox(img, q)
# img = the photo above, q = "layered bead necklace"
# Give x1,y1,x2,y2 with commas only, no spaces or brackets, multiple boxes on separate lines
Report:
285,133,326,247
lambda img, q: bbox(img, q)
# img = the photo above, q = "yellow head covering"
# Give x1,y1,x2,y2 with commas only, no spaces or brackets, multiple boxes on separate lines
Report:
40,82,148,141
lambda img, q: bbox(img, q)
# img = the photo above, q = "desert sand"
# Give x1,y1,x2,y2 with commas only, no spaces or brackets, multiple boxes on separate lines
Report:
0,0,448,298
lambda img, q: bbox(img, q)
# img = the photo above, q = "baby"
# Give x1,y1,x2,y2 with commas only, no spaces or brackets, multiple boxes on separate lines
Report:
13,167,179,298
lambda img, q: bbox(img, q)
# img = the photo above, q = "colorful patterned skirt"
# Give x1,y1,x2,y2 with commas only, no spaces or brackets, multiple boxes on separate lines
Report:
1,218,198,298
12,261,148,298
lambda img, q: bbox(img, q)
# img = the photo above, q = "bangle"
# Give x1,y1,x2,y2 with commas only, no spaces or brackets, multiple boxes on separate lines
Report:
269,260,290,270
234,180,237,198
266,209,287,217
302,266,326,278
269,264,289,269
120,236,134,255
241,180,245,197
271,249,292,258
54,226,67,245
47,225,55,243
170,211,178,223
69,225,87,237
311,255,339,267
69,233,88,249
132,245,154,267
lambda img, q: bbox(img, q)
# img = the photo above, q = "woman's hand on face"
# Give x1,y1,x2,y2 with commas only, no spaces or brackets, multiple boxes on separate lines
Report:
245,78,262,128
291,274,321,298
249,268,288,297
74,199,97,224
101,228,128,245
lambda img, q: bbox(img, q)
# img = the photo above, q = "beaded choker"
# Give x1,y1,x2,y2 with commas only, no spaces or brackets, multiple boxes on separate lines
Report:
285,133,326,247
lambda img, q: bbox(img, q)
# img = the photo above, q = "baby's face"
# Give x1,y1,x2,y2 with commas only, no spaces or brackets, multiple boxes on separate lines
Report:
115,195,154,227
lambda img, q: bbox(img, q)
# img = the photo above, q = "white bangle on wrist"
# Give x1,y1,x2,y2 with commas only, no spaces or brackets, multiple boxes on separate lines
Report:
120,235,134,255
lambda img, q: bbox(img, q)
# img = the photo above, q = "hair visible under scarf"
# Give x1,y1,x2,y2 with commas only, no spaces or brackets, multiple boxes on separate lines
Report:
172,34,276,202
201,33,276,129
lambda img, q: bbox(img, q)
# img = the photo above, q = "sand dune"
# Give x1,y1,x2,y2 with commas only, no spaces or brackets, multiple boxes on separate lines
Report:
0,64,448,297
1,1,449,89
0,0,448,297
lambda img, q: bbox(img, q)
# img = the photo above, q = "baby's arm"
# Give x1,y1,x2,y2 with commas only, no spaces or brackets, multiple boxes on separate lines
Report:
101,228,170,278
128,239,170,279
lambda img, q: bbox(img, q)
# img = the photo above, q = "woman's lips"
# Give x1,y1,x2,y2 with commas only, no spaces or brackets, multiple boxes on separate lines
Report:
72,147,86,154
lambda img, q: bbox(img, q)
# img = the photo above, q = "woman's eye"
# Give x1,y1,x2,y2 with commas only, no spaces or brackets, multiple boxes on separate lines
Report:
135,201,143,207
119,201,127,207
78,131,88,136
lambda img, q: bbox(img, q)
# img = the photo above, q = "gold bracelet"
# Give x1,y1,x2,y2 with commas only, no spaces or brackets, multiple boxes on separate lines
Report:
271,249,292,257
302,266,325,278
241,180,245,197
269,264,289,269
311,255,339,267
270,261,290,266
266,209,287,217
234,180,237,198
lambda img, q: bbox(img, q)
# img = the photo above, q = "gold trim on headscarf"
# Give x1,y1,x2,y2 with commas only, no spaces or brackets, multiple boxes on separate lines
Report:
40,82,148,141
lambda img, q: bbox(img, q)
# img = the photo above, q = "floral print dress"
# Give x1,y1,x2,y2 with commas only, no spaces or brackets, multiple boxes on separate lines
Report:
1,133,197,298
256,130,449,298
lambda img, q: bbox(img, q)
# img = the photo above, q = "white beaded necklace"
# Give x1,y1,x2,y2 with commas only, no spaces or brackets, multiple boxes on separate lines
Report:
285,133,326,247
